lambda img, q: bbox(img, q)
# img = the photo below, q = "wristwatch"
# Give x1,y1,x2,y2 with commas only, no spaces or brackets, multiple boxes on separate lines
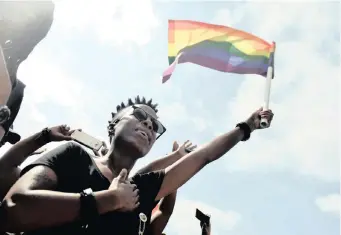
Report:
0,105,11,125
80,188,98,224
236,122,251,141
34,127,51,145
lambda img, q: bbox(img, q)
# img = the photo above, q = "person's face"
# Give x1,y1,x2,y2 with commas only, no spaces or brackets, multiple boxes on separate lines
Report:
112,104,165,158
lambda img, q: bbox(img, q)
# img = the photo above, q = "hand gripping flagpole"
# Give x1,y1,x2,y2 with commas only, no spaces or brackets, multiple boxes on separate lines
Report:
260,42,276,129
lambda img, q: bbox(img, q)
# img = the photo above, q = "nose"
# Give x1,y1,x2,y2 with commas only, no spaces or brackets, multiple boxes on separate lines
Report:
141,118,153,131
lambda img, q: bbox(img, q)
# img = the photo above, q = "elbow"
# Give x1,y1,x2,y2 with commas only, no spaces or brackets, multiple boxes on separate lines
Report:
1,191,34,232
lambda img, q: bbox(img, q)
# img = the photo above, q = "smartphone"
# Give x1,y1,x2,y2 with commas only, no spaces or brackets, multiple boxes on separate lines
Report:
195,208,210,224
71,130,103,151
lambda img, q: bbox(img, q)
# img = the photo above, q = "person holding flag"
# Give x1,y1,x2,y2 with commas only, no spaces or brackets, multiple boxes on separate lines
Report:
1,95,273,235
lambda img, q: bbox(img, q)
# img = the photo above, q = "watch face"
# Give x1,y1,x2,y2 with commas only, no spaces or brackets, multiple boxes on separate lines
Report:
84,188,93,195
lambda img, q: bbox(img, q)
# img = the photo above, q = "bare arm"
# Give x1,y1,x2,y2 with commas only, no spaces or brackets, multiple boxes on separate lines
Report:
155,108,274,201
156,128,244,200
0,166,120,232
0,46,11,106
136,151,182,175
0,130,46,170
0,130,50,199
137,141,195,175
150,191,177,235
0,125,77,198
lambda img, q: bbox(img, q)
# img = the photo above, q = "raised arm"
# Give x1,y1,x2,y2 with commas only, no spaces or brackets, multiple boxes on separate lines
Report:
148,141,188,235
0,125,74,199
150,191,177,235
0,46,11,107
137,141,196,174
0,46,12,141
156,108,274,200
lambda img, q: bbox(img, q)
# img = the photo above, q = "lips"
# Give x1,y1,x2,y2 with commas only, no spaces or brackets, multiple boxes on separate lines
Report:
136,130,149,143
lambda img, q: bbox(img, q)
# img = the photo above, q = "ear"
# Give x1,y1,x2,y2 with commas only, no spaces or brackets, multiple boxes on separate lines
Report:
107,119,119,138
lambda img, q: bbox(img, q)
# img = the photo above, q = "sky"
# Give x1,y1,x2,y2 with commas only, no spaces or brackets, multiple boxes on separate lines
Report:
0,0,340,235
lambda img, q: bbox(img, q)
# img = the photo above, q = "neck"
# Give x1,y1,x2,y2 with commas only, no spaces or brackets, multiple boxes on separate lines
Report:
99,147,136,179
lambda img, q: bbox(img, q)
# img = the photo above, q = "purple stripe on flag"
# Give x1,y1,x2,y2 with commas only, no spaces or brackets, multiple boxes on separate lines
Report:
180,53,268,75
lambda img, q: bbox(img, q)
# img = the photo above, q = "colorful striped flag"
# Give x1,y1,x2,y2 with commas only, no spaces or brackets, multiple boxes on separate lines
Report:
162,20,275,83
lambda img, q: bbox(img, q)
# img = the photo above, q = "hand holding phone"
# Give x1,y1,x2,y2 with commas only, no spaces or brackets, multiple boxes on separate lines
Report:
195,208,210,225
71,130,103,151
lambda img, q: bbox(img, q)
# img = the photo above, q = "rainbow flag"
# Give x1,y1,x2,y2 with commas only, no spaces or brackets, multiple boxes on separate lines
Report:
162,20,275,83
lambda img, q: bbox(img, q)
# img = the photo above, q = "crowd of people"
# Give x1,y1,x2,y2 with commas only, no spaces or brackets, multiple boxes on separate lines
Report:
0,1,274,235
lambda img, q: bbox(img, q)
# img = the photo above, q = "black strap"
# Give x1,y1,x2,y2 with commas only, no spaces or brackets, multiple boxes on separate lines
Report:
236,122,251,141
79,189,98,226
34,127,51,145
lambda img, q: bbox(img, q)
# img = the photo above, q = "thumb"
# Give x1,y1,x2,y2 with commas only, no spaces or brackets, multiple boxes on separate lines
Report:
172,141,179,151
117,168,128,182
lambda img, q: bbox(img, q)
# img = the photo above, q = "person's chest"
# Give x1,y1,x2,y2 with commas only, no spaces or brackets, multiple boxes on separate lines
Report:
55,157,154,235
56,154,110,193
88,210,152,235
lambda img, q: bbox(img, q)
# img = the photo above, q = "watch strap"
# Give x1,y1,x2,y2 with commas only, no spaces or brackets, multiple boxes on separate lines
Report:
80,188,98,225
236,122,251,141
34,127,51,145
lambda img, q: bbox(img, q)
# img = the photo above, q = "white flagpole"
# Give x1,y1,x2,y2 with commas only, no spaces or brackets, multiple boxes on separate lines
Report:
260,42,276,128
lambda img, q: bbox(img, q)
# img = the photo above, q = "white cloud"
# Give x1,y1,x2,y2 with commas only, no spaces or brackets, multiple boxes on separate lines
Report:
158,102,209,132
212,8,244,27
53,0,159,46
166,198,241,235
315,194,340,216
218,2,340,181
17,53,84,108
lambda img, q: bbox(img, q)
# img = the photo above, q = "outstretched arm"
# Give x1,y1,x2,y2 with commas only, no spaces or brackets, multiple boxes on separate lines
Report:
137,141,196,175
150,191,177,235
136,151,181,175
155,108,274,200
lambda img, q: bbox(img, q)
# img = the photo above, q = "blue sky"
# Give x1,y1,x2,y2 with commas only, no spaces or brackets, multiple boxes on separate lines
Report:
0,1,339,235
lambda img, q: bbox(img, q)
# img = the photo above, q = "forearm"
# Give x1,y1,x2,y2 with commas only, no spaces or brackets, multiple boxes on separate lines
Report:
0,131,46,170
137,151,182,174
150,192,177,235
199,127,244,163
0,126,5,143
158,128,244,199
159,191,177,215
1,189,117,232
0,46,11,105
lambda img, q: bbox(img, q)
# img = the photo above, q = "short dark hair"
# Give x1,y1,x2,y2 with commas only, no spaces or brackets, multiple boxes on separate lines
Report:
107,96,158,137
